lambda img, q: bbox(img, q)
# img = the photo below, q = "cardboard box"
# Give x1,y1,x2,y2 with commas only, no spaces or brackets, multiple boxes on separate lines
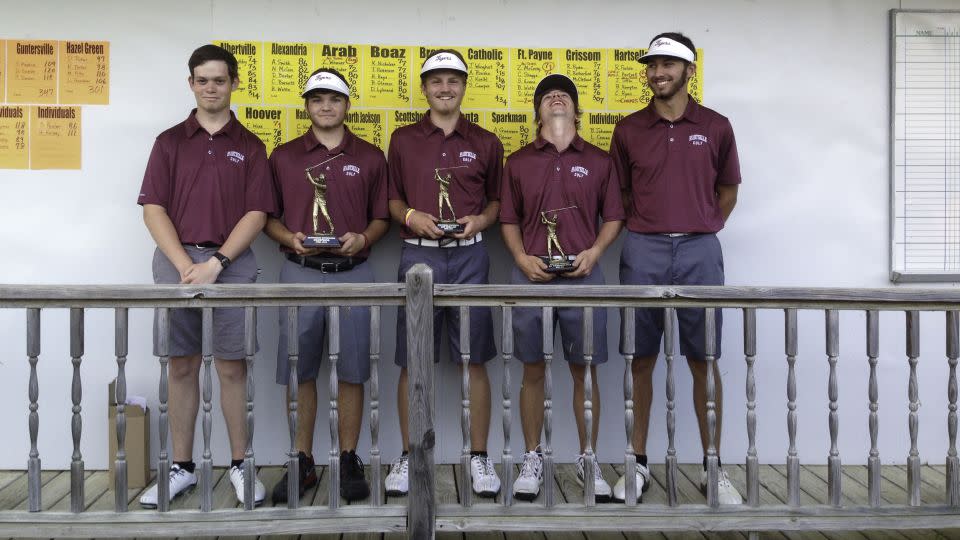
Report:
108,379,150,488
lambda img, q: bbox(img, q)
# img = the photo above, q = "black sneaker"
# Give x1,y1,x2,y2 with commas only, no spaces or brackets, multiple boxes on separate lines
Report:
271,451,318,504
340,450,371,502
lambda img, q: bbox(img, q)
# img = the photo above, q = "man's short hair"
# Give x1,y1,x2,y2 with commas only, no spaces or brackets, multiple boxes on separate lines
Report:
419,49,469,84
188,44,239,81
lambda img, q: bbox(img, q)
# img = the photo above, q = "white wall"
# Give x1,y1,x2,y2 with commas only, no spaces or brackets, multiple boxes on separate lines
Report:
0,0,957,470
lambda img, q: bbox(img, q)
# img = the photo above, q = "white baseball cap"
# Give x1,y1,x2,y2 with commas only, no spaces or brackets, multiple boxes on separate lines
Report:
638,37,696,63
301,70,350,98
420,51,468,76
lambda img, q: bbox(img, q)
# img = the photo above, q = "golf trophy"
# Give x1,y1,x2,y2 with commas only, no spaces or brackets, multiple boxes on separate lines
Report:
304,154,344,248
434,165,469,235
540,206,578,274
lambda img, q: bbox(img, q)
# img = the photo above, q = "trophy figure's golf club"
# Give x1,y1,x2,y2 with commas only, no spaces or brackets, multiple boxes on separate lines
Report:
540,205,578,274
303,153,344,248
434,165,469,235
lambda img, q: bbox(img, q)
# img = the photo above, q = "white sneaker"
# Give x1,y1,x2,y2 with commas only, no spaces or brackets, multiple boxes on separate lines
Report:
512,450,543,501
469,454,501,497
385,454,409,496
699,468,743,505
575,454,612,502
138,464,197,508
613,461,651,502
229,465,266,505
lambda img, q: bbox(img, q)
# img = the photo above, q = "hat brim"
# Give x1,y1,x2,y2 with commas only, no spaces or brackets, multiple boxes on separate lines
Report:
534,74,579,103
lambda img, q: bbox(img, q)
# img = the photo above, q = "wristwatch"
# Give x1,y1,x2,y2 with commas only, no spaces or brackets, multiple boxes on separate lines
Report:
212,251,231,269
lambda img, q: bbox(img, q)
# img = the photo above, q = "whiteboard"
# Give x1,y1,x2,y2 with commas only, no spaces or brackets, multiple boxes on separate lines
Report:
891,9,960,282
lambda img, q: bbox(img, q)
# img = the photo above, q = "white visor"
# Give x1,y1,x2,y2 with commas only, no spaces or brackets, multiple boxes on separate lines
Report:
638,37,695,63
301,71,350,98
420,52,468,76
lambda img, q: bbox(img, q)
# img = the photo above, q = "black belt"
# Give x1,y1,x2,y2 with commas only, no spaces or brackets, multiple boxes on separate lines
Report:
286,253,363,273
183,242,222,248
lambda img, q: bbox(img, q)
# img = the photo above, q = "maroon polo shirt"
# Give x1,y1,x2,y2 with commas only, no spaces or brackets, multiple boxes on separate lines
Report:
138,109,276,244
609,97,741,234
270,127,389,258
501,135,624,257
387,112,503,239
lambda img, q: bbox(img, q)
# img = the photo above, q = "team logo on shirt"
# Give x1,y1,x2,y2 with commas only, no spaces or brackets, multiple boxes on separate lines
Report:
460,150,477,163
689,134,708,146
226,150,245,163
343,164,360,176
570,165,589,178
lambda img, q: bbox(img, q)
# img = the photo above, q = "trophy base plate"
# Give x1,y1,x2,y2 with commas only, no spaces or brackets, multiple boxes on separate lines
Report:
540,256,576,274
437,221,465,235
303,235,342,248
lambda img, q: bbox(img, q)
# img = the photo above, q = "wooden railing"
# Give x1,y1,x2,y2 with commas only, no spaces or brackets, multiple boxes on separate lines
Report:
1,266,959,538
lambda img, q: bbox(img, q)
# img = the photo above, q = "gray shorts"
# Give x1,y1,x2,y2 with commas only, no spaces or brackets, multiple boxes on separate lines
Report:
510,267,608,365
395,242,497,368
619,232,724,360
152,246,258,360
275,258,374,385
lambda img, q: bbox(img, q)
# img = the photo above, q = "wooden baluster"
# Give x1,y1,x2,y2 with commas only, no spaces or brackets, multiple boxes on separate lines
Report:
200,307,214,512
406,264,436,540
70,308,85,513
242,307,256,511
582,307,595,507
907,310,921,506
704,308,719,509
867,310,881,507
785,308,800,507
157,308,171,512
621,307,637,506
664,308,678,507
459,305,472,508
27,308,41,513
542,306,556,508
328,306,341,509
114,307,129,512
826,309,841,507
744,308,759,507
501,306,514,507
286,306,300,509
947,310,959,506
369,306,383,507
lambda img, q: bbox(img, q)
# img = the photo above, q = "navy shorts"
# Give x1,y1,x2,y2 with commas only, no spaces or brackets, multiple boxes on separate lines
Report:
510,267,608,365
395,242,497,367
619,232,724,360
152,246,258,360
276,259,374,385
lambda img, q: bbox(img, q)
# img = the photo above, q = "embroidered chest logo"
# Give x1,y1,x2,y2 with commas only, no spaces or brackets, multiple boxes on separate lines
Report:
570,165,589,178
460,150,477,163
343,164,360,177
226,150,245,163
689,134,708,146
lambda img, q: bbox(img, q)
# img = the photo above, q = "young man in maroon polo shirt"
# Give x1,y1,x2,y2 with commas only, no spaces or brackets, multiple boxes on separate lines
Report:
385,50,502,497
610,32,742,504
500,74,624,501
265,68,389,503
137,44,275,507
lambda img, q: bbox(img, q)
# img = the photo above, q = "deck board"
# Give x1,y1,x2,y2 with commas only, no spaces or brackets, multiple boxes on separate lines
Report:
0,464,952,540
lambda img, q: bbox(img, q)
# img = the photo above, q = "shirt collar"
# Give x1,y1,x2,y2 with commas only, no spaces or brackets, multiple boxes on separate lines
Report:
641,95,702,126
184,109,241,139
302,125,356,155
533,133,586,153
418,110,470,138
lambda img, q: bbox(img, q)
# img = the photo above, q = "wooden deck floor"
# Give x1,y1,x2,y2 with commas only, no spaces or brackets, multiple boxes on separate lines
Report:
0,463,957,539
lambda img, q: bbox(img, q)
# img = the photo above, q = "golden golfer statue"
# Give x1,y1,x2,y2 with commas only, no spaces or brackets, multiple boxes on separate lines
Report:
540,206,578,273
434,165,469,235
303,154,344,248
